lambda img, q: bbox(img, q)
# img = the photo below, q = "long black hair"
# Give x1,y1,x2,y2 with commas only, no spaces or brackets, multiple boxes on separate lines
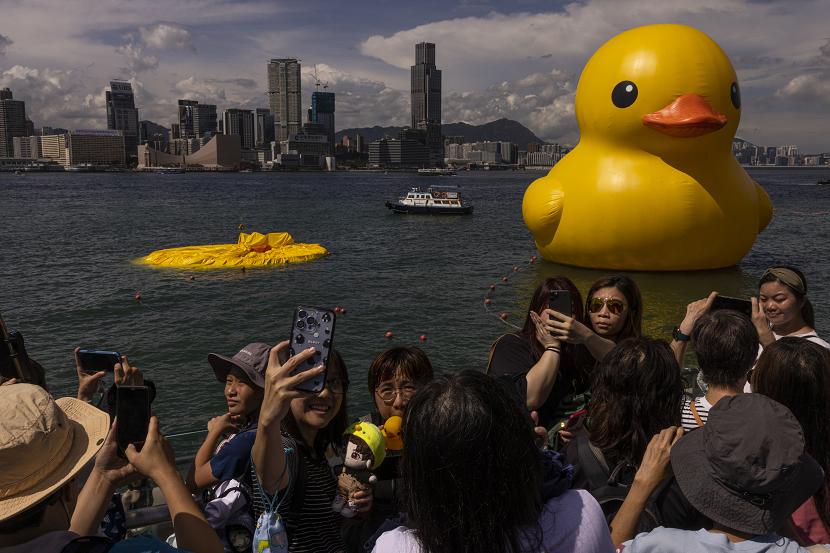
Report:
585,275,643,342
588,337,683,467
281,348,349,457
400,371,543,553
519,276,584,357
752,338,830,532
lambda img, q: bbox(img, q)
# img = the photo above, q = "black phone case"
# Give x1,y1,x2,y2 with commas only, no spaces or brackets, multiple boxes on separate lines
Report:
711,295,752,317
116,385,150,455
288,306,336,393
548,290,573,318
78,349,121,373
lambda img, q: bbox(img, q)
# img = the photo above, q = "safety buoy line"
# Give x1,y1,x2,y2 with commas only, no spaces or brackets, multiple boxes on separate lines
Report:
483,256,538,330
165,429,210,439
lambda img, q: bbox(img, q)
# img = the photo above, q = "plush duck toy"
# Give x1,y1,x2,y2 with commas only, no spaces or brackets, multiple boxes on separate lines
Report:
522,24,773,271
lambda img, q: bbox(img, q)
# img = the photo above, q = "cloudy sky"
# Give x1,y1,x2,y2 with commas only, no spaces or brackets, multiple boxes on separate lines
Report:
1,0,828,151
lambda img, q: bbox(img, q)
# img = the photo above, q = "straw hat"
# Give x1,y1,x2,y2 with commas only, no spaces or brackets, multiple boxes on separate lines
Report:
0,384,110,521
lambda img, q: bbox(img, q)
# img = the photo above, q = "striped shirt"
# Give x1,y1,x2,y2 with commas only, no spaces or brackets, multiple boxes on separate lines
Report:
279,435,345,553
681,396,712,431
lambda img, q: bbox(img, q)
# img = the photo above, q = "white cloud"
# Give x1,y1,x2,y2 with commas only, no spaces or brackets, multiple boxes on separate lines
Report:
116,42,159,74
775,74,830,106
138,23,194,51
0,34,12,56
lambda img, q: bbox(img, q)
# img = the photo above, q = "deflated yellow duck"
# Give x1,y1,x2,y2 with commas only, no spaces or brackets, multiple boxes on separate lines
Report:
522,24,773,271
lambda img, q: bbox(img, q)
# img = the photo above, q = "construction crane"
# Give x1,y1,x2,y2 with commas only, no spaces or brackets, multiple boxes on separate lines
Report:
310,65,329,92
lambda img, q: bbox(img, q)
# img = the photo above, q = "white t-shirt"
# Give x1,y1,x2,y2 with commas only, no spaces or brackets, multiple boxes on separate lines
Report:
619,527,809,552
372,489,614,553
745,331,830,392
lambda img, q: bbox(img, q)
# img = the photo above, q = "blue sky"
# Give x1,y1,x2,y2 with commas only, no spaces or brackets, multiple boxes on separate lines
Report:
1,0,828,151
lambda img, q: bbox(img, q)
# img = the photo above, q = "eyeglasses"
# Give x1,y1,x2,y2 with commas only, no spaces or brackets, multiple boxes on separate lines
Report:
375,384,418,404
588,297,626,315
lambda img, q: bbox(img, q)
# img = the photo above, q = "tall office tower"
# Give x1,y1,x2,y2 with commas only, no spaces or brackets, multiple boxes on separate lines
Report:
0,88,27,158
105,80,140,158
410,42,443,166
267,58,302,142
254,108,275,149
223,108,255,149
177,100,198,139
195,104,217,139
311,91,335,154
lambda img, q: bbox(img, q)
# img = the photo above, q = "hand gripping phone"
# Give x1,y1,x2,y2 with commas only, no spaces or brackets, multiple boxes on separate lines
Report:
711,295,752,318
78,349,122,373
548,290,573,318
288,306,336,393
116,385,150,456
0,311,35,384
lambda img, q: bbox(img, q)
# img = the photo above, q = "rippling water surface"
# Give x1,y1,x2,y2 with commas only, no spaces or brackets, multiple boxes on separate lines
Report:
1,168,828,451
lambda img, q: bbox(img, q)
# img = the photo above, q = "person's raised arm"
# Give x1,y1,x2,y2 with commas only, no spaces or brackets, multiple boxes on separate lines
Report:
671,292,717,367
750,297,776,347
252,342,323,495
524,311,563,411
126,416,223,553
609,426,683,546
187,413,238,491
74,347,106,404
547,310,615,361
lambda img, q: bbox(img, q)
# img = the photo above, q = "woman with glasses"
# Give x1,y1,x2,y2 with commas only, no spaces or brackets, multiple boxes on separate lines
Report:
252,343,356,553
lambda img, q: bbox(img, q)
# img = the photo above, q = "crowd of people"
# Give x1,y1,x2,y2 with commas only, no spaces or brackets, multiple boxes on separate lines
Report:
1,265,829,553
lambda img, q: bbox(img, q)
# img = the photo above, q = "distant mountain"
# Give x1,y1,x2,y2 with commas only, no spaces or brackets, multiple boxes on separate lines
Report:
335,118,543,145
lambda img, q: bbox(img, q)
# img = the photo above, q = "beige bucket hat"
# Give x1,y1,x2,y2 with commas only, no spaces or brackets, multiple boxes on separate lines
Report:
0,384,110,521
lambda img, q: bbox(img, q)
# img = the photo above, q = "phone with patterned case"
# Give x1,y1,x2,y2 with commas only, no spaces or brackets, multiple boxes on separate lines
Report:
288,306,336,393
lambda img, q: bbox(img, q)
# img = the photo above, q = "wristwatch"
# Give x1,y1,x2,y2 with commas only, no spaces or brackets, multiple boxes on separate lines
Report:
672,327,691,342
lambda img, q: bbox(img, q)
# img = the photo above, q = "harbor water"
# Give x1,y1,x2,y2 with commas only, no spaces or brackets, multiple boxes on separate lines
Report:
1,168,829,451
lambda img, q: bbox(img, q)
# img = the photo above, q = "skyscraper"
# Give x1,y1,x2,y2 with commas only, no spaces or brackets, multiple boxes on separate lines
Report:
410,43,443,166
0,88,27,158
311,91,335,154
177,100,217,140
105,80,140,159
267,58,302,142
254,108,275,150
177,100,198,139
223,109,255,150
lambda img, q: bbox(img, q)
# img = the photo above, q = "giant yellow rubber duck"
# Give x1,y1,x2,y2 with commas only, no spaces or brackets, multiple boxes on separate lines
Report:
523,24,773,271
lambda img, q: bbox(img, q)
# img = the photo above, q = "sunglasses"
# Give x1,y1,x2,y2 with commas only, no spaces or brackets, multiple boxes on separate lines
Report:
588,297,626,315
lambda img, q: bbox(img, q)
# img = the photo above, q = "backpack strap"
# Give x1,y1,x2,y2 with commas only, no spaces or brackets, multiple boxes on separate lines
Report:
689,400,705,428
575,436,611,489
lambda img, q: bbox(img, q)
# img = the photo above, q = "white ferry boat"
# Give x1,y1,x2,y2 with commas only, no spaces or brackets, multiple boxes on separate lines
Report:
417,168,456,176
385,186,473,215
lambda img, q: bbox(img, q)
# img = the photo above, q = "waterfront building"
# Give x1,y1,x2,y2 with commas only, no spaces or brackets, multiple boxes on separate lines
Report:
25,119,34,138
0,88,27,158
354,134,365,155
40,134,67,165
65,130,126,167
139,120,169,152
196,104,218,139
177,100,198,139
279,121,330,162
138,134,241,169
39,126,68,136
171,123,181,140
12,135,41,159
410,42,443,166
254,108,275,150
311,91,335,153
169,138,201,156
223,109,255,150
526,151,554,167
267,58,302,142
105,80,139,159
368,137,429,169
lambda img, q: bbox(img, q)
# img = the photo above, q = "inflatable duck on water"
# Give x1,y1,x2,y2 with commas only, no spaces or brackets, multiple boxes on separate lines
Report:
523,24,773,271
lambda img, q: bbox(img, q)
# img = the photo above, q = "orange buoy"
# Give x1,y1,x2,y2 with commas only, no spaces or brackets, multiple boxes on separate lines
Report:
385,331,394,339
419,334,427,342
134,292,142,302
499,312,509,320
501,277,508,283
489,284,496,290
484,298,492,305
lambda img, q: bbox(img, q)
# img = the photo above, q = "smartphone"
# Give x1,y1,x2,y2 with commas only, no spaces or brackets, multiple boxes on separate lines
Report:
288,306,336,393
711,295,752,318
548,290,573,318
565,408,588,431
116,385,150,456
78,349,121,373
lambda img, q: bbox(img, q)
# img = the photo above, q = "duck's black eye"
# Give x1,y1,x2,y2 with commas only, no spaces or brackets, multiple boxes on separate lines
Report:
730,82,741,109
611,81,638,108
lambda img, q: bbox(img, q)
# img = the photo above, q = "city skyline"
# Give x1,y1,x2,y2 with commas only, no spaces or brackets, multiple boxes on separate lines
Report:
0,0,828,152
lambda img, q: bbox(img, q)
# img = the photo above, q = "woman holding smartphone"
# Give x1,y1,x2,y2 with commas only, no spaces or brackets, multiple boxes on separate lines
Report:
487,277,588,432
253,342,360,553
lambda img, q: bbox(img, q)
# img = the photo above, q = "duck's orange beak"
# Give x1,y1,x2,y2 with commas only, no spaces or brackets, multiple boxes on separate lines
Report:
642,94,727,138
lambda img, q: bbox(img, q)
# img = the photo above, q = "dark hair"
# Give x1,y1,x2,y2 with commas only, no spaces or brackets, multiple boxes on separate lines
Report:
758,266,815,328
0,488,61,534
401,371,543,553
691,310,758,387
281,348,349,456
521,276,584,357
367,346,434,397
588,337,683,466
752,338,830,531
585,275,642,341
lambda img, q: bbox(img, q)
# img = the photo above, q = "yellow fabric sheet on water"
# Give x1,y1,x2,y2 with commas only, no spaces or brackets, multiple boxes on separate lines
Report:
139,232,328,268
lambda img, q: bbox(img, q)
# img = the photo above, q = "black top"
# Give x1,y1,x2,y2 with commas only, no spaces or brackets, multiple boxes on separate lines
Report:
487,333,587,429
